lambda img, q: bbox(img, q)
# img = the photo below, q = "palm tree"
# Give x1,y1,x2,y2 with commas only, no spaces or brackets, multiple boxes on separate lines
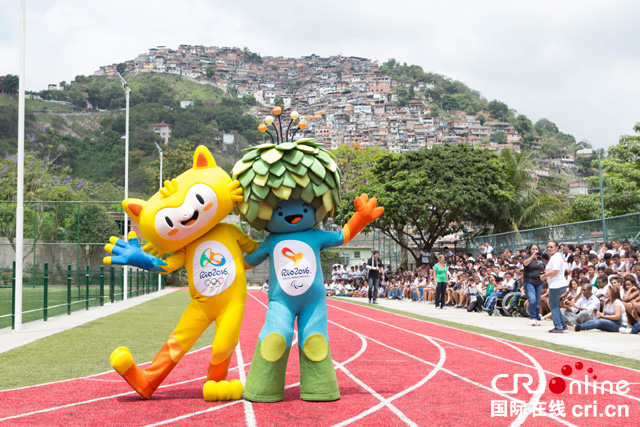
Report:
490,149,565,233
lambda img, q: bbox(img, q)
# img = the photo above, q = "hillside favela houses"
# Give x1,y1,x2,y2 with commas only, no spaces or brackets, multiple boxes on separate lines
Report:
94,45,527,155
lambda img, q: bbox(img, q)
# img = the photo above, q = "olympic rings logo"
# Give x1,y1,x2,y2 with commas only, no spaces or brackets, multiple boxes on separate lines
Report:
205,277,225,288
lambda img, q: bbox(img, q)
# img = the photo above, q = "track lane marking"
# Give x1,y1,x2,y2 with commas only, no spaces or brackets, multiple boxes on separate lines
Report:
328,300,640,403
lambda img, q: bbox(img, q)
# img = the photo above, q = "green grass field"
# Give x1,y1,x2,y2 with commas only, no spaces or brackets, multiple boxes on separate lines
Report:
0,290,215,390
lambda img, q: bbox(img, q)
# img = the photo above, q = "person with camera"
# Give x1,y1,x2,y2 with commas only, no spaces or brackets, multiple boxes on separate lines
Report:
522,244,545,326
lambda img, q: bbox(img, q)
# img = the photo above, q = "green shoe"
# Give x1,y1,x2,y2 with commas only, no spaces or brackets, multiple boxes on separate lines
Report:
244,334,291,403
299,334,340,401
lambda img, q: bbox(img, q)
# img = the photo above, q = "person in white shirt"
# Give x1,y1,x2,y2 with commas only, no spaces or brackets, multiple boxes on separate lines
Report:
542,240,567,333
420,247,431,266
562,284,599,325
260,279,269,293
576,285,628,332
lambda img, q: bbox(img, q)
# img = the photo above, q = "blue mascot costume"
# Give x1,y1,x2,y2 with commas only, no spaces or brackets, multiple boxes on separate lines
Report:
232,107,384,402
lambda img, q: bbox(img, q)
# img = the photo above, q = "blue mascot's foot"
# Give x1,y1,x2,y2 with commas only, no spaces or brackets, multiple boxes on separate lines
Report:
244,334,291,402
299,334,340,402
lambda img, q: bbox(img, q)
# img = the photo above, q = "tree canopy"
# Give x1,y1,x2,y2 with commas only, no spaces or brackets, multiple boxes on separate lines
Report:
336,144,513,266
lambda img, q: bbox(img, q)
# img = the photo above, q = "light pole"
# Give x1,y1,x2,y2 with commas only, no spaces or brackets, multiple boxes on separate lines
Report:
154,141,163,290
577,149,607,242
117,72,131,300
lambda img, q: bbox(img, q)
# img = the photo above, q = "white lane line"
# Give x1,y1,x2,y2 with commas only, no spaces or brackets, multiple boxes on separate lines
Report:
330,297,640,374
0,364,248,422
338,322,576,427
0,345,212,393
328,302,640,403
495,338,546,427
145,400,243,427
235,344,257,427
330,322,446,427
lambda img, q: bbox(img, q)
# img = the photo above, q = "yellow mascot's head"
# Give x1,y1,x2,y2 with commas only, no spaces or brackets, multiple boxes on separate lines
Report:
122,145,243,256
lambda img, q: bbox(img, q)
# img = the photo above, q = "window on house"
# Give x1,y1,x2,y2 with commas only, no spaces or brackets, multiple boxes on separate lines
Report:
354,251,360,258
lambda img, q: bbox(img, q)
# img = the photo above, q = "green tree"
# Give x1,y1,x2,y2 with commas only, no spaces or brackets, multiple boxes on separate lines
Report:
65,204,120,265
488,100,509,120
273,95,285,109
1,75,19,94
205,65,216,79
336,144,514,266
490,133,507,144
514,114,532,135
477,114,487,125
535,118,559,134
145,142,196,188
116,63,126,75
487,149,565,233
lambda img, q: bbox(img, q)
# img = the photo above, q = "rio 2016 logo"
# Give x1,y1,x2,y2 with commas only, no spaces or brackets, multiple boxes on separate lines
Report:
290,280,304,290
282,247,304,266
200,248,226,268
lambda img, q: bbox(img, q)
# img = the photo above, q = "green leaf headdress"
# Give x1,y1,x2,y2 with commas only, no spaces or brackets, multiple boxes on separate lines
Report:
231,107,342,231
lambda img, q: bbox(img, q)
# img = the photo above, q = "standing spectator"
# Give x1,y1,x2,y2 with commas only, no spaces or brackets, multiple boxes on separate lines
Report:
542,240,567,333
260,279,269,293
420,247,431,266
433,254,449,309
365,250,383,304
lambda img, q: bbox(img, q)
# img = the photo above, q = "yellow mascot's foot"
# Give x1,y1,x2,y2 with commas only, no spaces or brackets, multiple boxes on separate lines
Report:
110,346,134,375
109,346,153,399
203,379,243,402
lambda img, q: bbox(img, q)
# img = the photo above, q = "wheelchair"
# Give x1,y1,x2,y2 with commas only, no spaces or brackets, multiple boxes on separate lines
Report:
500,291,529,317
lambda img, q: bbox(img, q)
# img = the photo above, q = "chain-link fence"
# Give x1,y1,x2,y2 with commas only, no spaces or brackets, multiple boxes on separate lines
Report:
465,213,640,256
0,201,163,329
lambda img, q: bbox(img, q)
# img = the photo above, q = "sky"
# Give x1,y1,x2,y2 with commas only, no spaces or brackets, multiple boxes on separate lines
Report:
1,0,639,149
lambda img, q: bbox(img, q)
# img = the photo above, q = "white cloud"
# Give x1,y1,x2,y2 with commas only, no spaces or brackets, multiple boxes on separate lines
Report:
0,0,638,148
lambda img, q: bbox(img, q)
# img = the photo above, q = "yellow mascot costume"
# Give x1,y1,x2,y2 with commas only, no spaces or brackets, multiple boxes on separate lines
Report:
104,145,258,401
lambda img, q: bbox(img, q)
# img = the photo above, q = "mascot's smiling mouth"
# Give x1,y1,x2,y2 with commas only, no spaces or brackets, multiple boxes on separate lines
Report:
181,210,199,226
285,214,302,224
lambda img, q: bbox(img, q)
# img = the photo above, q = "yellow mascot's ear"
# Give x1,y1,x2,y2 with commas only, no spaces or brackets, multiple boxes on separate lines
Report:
193,145,217,170
122,199,147,224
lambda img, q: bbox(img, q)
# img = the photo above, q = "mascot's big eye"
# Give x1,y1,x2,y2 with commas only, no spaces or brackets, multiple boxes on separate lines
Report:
196,194,205,204
165,217,174,227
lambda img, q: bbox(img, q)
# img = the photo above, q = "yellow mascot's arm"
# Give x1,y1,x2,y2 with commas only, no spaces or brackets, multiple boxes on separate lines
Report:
158,249,186,274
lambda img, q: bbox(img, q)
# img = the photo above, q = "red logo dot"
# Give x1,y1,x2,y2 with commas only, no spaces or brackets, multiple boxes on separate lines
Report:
561,365,572,376
575,362,583,370
549,377,566,394
587,368,593,374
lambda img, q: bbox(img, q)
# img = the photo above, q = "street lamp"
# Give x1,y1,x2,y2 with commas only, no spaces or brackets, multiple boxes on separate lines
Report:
577,148,607,242
117,72,131,300
154,141,163,291
154,141,163,189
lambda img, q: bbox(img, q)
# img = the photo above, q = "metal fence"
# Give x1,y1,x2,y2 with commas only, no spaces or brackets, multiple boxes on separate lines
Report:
0,200,163,329
465,213,640,256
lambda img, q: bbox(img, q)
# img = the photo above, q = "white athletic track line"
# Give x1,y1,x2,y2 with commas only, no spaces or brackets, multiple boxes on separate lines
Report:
249,292,440,427
342,325,577,427
492,338,546,427
330,297,640,374
0,344,213,393
328,300,640,403
0,363,249,422
329,321,446,427
235,343,257,427
146,312,373,426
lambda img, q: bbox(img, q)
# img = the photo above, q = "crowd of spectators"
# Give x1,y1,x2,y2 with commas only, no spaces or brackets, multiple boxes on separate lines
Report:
326,241,640,335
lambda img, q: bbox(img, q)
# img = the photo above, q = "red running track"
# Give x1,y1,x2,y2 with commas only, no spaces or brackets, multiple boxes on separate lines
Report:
1,290,638,426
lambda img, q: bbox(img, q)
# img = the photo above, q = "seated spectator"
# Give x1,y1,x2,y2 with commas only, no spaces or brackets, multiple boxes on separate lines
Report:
562,283,600,326
483,272,514,314
576,285,628,332
621,276,640,326
260,279,269,293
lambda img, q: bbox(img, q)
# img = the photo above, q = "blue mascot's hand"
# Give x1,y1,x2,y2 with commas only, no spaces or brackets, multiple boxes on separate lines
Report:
104,231,167,273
